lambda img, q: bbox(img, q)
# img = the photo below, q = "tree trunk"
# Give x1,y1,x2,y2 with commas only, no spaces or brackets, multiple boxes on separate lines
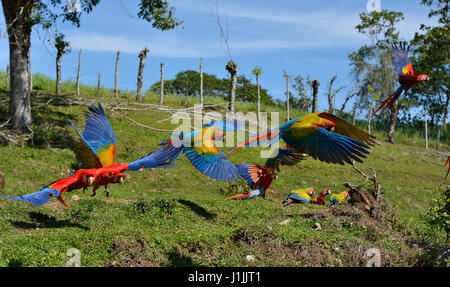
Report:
425,107,428,149
76,49,81,97
28,49,32,92
160,62,164,105
97,72,101,98
56,51,62,95
286,76,290,121
200,60,203,107
226,60,237,113
352,108,356,125
311,80,320,113
388,102,398,144
436,125,441,151
443,96,449,130
184,81,189,106
136,47,149,101
114,50,120,98
368,96,374,134
256,74,260,122
5,64,9,89
2,0,32,130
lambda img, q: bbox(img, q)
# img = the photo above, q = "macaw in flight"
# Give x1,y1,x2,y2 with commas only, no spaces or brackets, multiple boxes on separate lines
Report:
328,190,349,209
229,112,377,166
311,188,331,205
228,147,307,200
371,42,430,118
444,156,450,178
159,119,246,183
282,188,316,207
1,103,177,207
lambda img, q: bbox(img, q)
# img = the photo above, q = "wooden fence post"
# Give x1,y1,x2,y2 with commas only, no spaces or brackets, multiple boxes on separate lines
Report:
76,49,82,96
160,62,164,105
425,107,428,149
97,72,101,98
114,50,120,98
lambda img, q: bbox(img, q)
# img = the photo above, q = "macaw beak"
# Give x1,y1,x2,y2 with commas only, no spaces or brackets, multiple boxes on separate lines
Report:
119,177,124,184
87,176,94,186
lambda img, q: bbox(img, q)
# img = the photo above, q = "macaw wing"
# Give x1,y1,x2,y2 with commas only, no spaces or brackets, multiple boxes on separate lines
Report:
235,163,263,187
69,120,102,169
317,112,378,147
82,103,117,167
204,119,246,132
287,191,310,203
264,148,307,168
128,145,180,171
392,43,415,77
282,127,370,165
184,147,241,183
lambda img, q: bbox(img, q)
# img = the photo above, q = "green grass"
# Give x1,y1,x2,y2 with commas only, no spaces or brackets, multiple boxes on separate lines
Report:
0,74,448,266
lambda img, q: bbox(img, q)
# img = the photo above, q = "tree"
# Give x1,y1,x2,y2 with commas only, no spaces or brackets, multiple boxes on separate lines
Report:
311,80,320,113
283,71,291,121
52,33,71,95
351,10,404,143
1,0,181,130
136,47,149,101
292,74,311,112
252,66,263,121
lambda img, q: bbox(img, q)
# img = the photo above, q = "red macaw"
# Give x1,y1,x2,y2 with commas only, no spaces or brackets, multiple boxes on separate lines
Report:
159,119,245,183
445,156,450,178
70,103,177,197
229,112,377,165
282,188,315,207
1,169,101,207
371,42,430,118
228,148,307,200
311,188,331,205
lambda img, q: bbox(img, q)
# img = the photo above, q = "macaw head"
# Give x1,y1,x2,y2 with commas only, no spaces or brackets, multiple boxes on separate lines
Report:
418,74,430,82
307,188,315,196
271,173,278,180
343,191,349,198
81,173,95,186
212,131,225,141
316,119,335,132
322,188,331,196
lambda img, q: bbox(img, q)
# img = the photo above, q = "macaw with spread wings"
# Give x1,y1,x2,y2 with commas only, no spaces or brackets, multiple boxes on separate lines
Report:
1,103,178,207
229,112,377,166
228,147,307,200
159,119,246,183
371,42,430,118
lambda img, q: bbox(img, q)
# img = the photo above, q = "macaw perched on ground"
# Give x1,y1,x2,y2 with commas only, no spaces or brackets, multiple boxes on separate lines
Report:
371,43,430,118
328,190,349,208
159,119,245,183
228,148,307,200
311,188,331,205
229,112,377,166
282,188,315,207
69,103,177,197
444,156,450,178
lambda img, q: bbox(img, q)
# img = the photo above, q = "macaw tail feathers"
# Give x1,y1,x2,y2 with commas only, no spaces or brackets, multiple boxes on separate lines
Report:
228,129,281,155
282,199,293,207
371,85,406,119
227,193,252,200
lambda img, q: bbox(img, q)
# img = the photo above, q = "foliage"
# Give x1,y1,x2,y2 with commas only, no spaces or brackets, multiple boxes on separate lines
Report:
424,186,450,242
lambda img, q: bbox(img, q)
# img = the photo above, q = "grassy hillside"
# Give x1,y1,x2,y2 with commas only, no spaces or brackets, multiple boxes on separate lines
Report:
0,76,448,267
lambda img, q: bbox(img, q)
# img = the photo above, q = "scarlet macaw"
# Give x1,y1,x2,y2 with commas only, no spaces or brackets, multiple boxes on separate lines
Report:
328,190,349,208
371,42,430,118
282,188,315,206
69,103,177,197
228,148,307,200
311,188,331,205
229,112,377,165
159,119,245,183
445,156,450,178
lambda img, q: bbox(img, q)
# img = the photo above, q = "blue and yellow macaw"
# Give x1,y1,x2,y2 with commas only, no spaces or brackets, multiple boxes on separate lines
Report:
328,190,349,208
282,188,315,206
159,119,245,183
229,112,377,165
372,42,430,118
228,148,307,200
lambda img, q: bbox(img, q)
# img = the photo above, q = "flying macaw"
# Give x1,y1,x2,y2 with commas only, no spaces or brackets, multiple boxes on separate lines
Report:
371,42,430,118
311,188,331,205
159,119,246,183
69,103,178,197
328,190,349,208
1,169,101,207
229,112,377,166
282,188,315,207
228,148,307,200
445,156,450,178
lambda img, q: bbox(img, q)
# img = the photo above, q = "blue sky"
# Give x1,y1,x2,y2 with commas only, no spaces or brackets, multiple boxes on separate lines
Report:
0,0,436,112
